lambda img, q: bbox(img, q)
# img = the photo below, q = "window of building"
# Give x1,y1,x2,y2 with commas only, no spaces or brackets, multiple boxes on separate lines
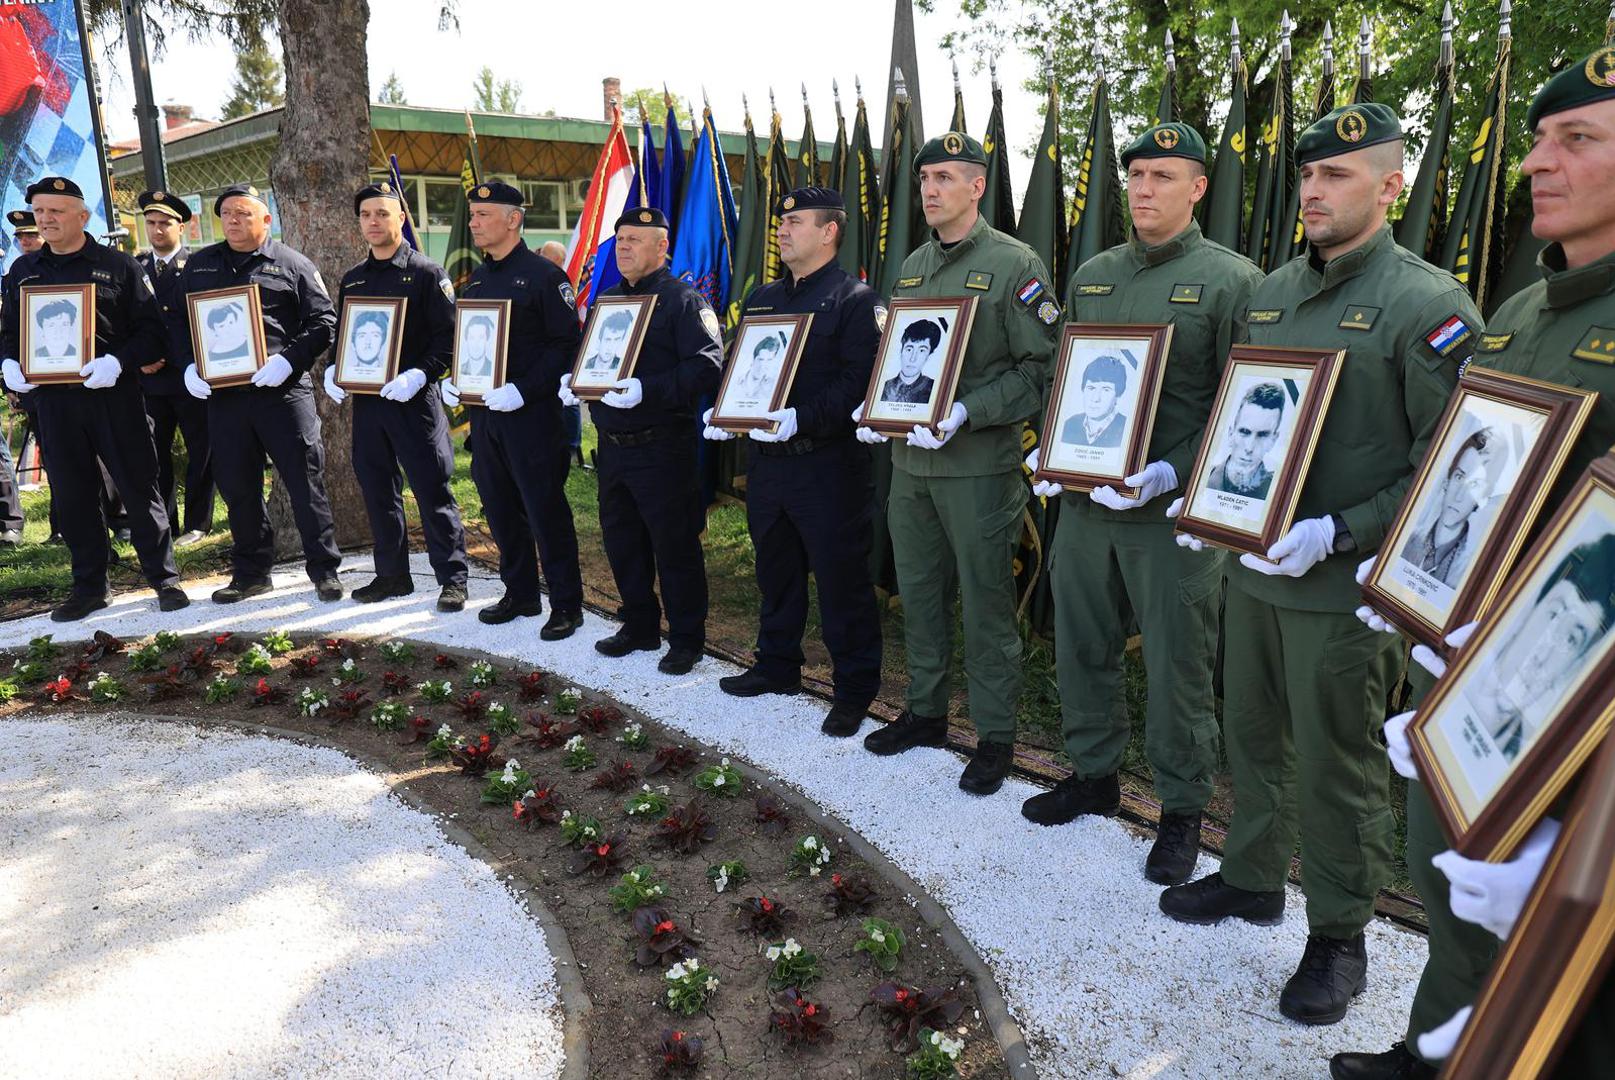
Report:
522,181,564,230
424,179,462,228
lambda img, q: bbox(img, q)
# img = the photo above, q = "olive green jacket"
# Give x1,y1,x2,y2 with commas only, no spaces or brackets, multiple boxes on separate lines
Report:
1232,226,1480,612
889,213,1059,477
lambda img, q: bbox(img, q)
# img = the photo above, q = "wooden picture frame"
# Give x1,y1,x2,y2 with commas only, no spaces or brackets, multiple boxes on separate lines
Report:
334,297,406,394
1032,323,1173,497
1408,453,1615,860
709,313,813,433
19,283,95,384
857,296,978,438
1173,344,1343,557
570,294,656,402
188,284,267,387
452,298,511,407
1360,369,1596,652
1441,728,1615,1079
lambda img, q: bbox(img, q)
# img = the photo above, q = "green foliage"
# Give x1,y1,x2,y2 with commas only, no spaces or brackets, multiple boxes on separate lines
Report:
472,65,523,112
152,630,182,653
622,88,691,128
88,673,126,703
854,917,906,973
0,677,18,703
487,702,519,736
220,30,284,120
625,785,671,818
126,646,164,674
371,701,410,731
26,635,60,661
692,758,742,798
235,645,273,676
379,640,415,664
377,71,408,105
206,676,242,704
261,630,294,656
906,1027,964,1079
764,938,821,991
609,865,669,913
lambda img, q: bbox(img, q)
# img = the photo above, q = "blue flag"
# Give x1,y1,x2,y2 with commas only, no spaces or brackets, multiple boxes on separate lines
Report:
388,154,420,252
670,107,739,310
590,114,662,304
659,102,687,246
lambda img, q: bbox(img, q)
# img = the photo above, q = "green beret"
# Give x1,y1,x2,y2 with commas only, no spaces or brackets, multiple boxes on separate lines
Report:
1295,103,1402,165
1120,122,1207,167
913,130,988,174
1527,46,1615,131
1544,533,1615,633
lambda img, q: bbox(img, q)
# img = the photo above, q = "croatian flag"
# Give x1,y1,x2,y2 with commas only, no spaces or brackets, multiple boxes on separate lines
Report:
563,104,635,317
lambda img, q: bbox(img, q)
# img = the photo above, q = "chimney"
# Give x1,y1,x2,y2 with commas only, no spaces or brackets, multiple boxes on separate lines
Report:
602,77,621,120
162,103,194,130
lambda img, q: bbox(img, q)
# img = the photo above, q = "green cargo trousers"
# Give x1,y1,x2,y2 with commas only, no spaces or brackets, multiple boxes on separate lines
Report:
1050,509,1222,813
1219,584,1402,937
888,466,1025,742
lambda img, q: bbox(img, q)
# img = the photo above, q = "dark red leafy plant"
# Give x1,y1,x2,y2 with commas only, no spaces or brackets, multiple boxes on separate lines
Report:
589,760,638,792
208,632,243,654
329,688,371,721
754,794,791,836
179,645,218,680
448,733,499,776
381,670,411,696
576,702,622,734
400,715,434,745
57,659,92,684
867,981,964,1053
654,801,717,854
769,988,833,1046
631,906,699,967
139,666,190,701
824,872,879,916
568,832,629,876
734,895,796,937
453,691,489,722
321,637,361,659
249,678,285,707
42,675,76,704
520,714,575,750
654,1028,704,1075
516,671,548,702
512,782,565,828
289,655,323,679
646,745,697,776
81,630,126,663
432,652,459,670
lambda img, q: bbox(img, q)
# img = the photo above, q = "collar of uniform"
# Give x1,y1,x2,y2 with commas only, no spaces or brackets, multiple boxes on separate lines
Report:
622,263,671,294
1540,243,1615,309
41,233,103,265
367,243,412,272
786,257,838,293
483,237,530,270
1313,224,1392,292
1129,219,1202,268
930,212,991,263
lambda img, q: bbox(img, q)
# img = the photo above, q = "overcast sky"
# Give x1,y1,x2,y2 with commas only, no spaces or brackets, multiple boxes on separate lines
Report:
98,0,1045,194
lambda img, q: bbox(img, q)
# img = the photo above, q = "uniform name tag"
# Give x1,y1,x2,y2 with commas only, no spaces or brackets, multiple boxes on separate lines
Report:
1247,308,1283,324
896,276,924,289
1075,283,1114,296
744,305,775,314
1338,305,1381,331
1573,327,1615,364
1170,283,1204,304
1476,332,1514,352
966,271,994,291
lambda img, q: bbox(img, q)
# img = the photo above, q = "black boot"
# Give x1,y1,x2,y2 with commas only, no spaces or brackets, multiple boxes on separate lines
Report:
437,583,468,612
718,668,801,697
658,646,701,675
51,594,109,622
479,594,542,625
156,586,191,613
540,609,583,641
595,628,660,657
821,702,868,737
313,575,345,602
1021,773,1120,824
863,710,947,756
352,575,414,603
1329,1043,1436,1080
958,740,1014,795
1280,932,1368,1025
1159,871,1284,926
211,578,272,604
1145,812,1203,885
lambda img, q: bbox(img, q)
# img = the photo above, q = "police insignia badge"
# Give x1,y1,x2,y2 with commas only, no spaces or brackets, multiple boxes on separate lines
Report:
1336,109,1368,143
1154,127,1179,149
874,305,888,333
153,190,165,200
699,306,722,344
560,281,577,308
782,195,796,210
639,210,654,224
439,277,456,303
52,179,65,190
477,186,491,198
1588,46,1615,87
943,132,964,155
1037,300,1060,325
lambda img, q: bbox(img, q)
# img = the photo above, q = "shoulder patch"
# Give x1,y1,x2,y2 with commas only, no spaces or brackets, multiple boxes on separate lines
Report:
1016,278,1045,305
699,306,722,345
439,276,456,303
312,270,329,298
1169,283,1204,304
1573,326,1615,365
896,276,924,289
1337,305,1381,331
1424,314,1476,358
1475,332,1514,353
559,280,577,308
1074,283,1114,296
874,305,888,333
965,270,994,291
1247,308,1284,325
1036,299,1061,326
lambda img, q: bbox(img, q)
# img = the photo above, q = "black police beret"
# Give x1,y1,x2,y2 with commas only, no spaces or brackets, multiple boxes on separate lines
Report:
138,189,192,223
614,206,669,230
467,180,523,207
1120,122,1208,167
25,176,84,201
353,180,404,216
1296,103,1402,165
214,183,268,217
1527,46,1615,130
6,209,38,234
778,186,844,214
913,131,988,173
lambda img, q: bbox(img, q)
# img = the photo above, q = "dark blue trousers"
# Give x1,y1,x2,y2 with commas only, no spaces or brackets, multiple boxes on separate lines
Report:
352,387,467,586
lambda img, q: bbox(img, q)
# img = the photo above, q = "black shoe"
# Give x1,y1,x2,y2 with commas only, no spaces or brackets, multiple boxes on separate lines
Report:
821,702,867,737
51,594,109,622
1021,773,1120,825
595,629,660,657
352,575,413,603
313,576,344,602
479,595,542,625
1329,1043,1436,1080
156,586,191,613
437,583,468,612
212,579,273,604
718,669,801,697
1159,871,1285,926
1146,812,1203,886
959,740,1015,796
540,609,583,641
46,533,64,545
863,710,948,756
0,529,21,547
1280,933,1368,1026
658,646,701,675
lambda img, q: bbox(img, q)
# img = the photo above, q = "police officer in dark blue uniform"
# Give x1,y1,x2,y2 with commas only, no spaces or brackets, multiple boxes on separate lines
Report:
174,183,342,603
0,211,33,545
1,177,188,620
135,189,213,546
321,180,469,612
560,206,723,675
702,186,883,733
444,180,583,637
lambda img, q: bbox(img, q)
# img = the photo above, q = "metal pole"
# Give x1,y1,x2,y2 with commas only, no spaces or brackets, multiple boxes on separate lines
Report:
121,0,167,191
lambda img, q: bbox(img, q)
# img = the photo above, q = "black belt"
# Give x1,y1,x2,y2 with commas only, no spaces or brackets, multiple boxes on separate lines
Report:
755,434,849,457
599,423,688,448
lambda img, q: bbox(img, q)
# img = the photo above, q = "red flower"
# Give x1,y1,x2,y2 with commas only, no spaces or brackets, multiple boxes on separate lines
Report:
512,800,527,821
831,873,843,886
760,897,774,913
671,1031,684,1042
655,920,676,935
804,1003,818,1017
596,842,612,857
214,633,232,646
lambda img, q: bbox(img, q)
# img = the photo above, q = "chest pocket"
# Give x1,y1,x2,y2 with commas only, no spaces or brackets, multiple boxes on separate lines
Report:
252,270,296,308
92,278,122,312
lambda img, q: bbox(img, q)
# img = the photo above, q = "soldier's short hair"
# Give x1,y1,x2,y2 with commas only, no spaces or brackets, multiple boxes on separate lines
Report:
465,314,494,337
753,333,783,359
205,301,244,329
1239,381,1286,418
1447,427,1494,479
35,298,77,326
815,208,848,252
602,309,634,336
1082,354,1128,395
353,311,389,337
901,319,942,350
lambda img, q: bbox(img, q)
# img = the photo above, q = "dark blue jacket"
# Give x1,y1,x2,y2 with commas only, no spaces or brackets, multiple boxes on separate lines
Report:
336,244,455,380
595,263,723,434
135,246,191,395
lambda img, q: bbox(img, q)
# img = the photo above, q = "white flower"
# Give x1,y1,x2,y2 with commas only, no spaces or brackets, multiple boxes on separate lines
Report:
809,866,821,876
938,1035,964,1059
869,929,885,944
782,938,801,957
765,945,781,962
711,773,726,787
720,757,730,766
803,836,818,851
341,659,356,671
560,810,574,822
522,789,535,800
666,962,687,980
564,735,585,752
437,724,453,739
704,977,718,991
714,869,729,893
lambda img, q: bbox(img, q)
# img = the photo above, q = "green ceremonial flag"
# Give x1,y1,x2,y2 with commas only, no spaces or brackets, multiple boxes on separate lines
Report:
444,148,480,295
1064,75,1124,281
838,90,882,283
1246,35,1295,271
724,106,764,328
1155,66,1177,124
874,84,920,300
762,107,793,286
951,66,968,132
981,72,1017,233
795,93,820,186
1280,52,1335,258
1203,56,1249,249
1018,81,1067,290
828,92,848,199
1440,36,1511,312
1397,53,1455,261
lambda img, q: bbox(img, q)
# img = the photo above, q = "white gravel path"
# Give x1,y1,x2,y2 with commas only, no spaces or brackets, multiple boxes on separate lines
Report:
0,555,1429,1078
0,711,565,1080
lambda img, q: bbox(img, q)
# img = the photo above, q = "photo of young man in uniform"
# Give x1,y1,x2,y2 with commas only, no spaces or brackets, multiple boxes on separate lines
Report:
1397,427,1503,589
346,310,389,377
729,330,784,407
880,317,943,405
1208,380,1285,500
583,309,633,375
457,314,496,382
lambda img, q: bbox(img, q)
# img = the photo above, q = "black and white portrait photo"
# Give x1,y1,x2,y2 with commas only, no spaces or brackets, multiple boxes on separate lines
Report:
572,295,655,396
20,284,95,382
710,313,812,433
335,297,405,392
1208,380,1286,500
187,285,267,385
1183,362,1312,537
880,317,943,405
453,299,511,402
1059,352,1131,450
859,297,977,436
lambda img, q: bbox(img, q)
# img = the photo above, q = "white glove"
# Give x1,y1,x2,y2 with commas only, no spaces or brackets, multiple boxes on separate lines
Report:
1168,497,1206,551
599,377,643,409
380,368,427,402
1411,621,1479,680
483,383,525,412
1416,1006,1472,1062
701,406,735,441
1384,710,1418,780
2,358,36,393
79,354,122,390
907,401,967,450
749,407,798,443
441,380,460,408
250,353,294,388
1026,447,1063,499
1240,515,1335,577
322,364,347,404
852,402,888,445
1434,817,1562,939
557,373,580,408
1353,554,1400,633
183,363,212,400
1091,460,1178,511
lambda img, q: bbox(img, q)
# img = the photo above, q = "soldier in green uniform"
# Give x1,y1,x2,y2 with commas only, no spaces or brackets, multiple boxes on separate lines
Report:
852,131,1058,795
1158,103,1482,1027
1019,122,1263,885
1331,48,1615,1080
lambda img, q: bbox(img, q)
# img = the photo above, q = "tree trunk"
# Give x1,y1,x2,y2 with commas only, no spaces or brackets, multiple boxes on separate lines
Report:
265,0,372,555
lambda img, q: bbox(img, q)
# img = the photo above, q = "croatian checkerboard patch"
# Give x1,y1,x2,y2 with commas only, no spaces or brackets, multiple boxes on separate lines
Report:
1425,314,1475,358
1017,278,1045,305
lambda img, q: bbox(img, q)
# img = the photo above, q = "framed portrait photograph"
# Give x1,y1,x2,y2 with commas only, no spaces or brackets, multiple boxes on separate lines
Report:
570,295,656,401
19,283,95,384
334,297,406,394
452,298,511,406
1174,345,1343,557
1409,453,1615,860
1361,369,1597,651
1033,323,1173,496
709,314,813,433
1440,729,1615,1080
857,297,978,438
187,285,268,387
